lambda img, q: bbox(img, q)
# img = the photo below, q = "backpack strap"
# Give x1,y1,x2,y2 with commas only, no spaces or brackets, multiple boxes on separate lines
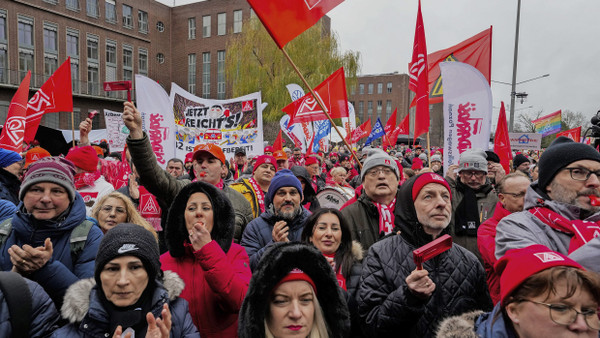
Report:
0,218,13,250
0,271,32,337
70,219,95,261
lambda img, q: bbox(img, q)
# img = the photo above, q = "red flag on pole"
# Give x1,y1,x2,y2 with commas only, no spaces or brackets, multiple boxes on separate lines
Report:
494,102,513,174
273,129,283,151
25,58,73,142
0,72,31,152
283,68,349,125
397,114,410,135
384,108,398,134
408,0,429,139
346,120,372,144
557,126,581,142
247,0,344,49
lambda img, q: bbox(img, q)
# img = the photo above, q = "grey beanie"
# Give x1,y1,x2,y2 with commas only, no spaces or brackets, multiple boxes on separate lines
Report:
430,154,442,163
458,149,488,173
418,153,428,162
361,151,400,181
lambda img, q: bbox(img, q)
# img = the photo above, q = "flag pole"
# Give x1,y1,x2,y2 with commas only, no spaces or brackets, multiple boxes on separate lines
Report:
427,131,431,169
71,111,76,147
280,47,362,168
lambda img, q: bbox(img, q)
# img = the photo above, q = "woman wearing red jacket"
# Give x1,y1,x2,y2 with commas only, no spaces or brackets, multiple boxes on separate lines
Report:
161,181,251,337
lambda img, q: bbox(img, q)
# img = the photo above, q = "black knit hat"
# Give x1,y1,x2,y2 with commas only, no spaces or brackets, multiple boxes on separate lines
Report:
538,136,600,191
512,154,530,169
485,151,500,164
94,223,161,285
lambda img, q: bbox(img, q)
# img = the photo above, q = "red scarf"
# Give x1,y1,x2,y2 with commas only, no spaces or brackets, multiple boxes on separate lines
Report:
193,176,225,190
374,198,397,235
529,207,600,253
74,171,102,189
248,178,266,214
138,185,162,232
323,253,346,291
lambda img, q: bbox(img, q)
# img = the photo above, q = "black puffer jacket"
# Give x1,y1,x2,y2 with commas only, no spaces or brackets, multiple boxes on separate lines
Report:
357,174,492,338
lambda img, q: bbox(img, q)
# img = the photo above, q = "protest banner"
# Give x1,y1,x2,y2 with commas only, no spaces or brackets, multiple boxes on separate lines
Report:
103,109,129,152
509,132,542,150
170,83,263,160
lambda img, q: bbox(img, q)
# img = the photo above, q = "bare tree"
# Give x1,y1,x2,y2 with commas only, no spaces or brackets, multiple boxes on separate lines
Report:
515,110,543,133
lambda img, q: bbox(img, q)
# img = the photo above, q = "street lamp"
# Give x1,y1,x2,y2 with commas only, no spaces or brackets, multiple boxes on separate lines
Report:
492,73,550,128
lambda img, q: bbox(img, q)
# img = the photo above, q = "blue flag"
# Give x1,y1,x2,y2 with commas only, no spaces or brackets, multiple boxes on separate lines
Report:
364,118,384,146
312,120,331,153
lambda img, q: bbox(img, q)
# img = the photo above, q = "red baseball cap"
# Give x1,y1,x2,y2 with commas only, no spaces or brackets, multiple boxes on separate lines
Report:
253,155,277,173
193,143,226,164
264,146,274,153
24,147,51,169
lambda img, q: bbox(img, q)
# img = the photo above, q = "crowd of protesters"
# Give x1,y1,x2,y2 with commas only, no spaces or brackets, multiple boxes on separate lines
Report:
0,101,597,337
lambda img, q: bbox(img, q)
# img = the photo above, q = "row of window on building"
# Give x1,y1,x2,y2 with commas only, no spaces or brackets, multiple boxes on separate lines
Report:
187,9,245,40
352,99,396,123
352,81,394,96
188,51,226,100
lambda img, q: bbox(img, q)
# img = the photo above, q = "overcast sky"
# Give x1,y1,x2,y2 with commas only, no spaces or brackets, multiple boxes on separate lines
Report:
163,0,600,130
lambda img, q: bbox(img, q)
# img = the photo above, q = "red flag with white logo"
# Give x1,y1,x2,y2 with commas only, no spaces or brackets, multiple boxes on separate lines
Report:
247,0,344,49
384,108,398,135
408,0,429,139
0,72,31,152
494,102,513,174
398,113,410,135
283,68,349,125
557,126,581,143
25,58,73,142
346,119,372,144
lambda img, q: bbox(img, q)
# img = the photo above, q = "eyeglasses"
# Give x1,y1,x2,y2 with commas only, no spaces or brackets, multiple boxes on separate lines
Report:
521,299,600,330
460,170,485,178
502,191,526,198
563,167,600,181
100,205,127,214
366,167,395,177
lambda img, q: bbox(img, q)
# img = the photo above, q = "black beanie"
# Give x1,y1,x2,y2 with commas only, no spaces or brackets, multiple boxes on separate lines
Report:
94,223,161,285
485,151,500,164
538,136,600,191
512,154,530,169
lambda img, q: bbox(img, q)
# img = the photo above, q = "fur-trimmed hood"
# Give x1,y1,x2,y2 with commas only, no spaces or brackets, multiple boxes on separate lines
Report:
239,242,350,337
165,181,235,257
350,240,364,261
435,310,483,338
60,270,185,323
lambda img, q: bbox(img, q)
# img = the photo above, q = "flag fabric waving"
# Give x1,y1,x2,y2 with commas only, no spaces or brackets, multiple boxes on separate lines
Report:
557,126,581,142
0,72,31,152
364,118,385,147
398,113,410,135
408,0,429,139
25,58,73,143
312,120,331,153
273,129,283,151
283,67,349,125
384,108,398,134
532,110,562,137
346,119,371,144
248,0,344,49
494,102,513,174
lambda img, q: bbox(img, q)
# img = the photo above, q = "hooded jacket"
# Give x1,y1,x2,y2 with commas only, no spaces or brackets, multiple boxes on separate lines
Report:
0,194,103,307
495,182,600,273
435,304,516,338
238,242,350,337
290,165,321,212
0,168,20,205
160,181,251,338
52,271,200,337
357,174,492,338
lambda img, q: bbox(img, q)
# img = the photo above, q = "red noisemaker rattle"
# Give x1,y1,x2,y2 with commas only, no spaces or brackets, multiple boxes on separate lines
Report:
413,234,453,270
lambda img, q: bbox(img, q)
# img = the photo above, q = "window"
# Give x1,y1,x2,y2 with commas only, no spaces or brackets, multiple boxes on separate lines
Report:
0,11,5,42
105,40,116,96
66,30,79,57
106,41,116,64
122,5,133,28
217,13,226,35
41,112,60,129
44,56,58,78
138,48,148,75
188,54,196,94
19,51,34,80
156,21,165,32
44,24,58,78
44,0,58,5
188,18,196,39
217,50,225,99
66,0,80,11
87,36,98,61
138,10,148,33
359,84,364,95
350,85,356,95
18,17,34,48
71,59,80,93
0,11,5,83
387,82,392,93
202,15,211,38
377,100,382,116
386,100,392,117
367,101,373,119
105,0,116,23
18,16,35,80
156,53,165,64
123,45,133,83
358,101,364,115
88,65,99,95
86,0,98,18
202,52,210,98
233,10,242,33
377,82,383,94
87,34,99,95
368,83,373,94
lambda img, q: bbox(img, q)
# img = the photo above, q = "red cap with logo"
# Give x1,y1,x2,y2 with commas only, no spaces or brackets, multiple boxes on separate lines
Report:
253,155,277,173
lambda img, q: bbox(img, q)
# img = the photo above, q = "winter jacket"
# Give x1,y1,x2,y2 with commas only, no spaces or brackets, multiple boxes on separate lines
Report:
495,182,600,273
0,276,59,338
345,242,366,338
229,178,263,220
240,206,311,270
0,194,103,307
52,271,200,338
445,176,498,260
341,189,402,250
78,175,115,216
126,132,253,242
357,174,492,338
162,181,251,338
436,304,516,338
239,242,350,337
0,168,20,205
477,202,511,305
0,199,16,223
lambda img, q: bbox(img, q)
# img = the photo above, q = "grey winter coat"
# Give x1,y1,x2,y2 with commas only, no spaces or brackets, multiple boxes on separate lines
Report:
495,182,600,273
52,271,199,337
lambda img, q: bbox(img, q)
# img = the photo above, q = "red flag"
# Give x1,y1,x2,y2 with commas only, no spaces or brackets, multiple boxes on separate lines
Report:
408,0,429,139
411,27,492,107
346,120,371,144
248,0,344,49
557,126,582,142
384,108,398,134
0,72,31,152
494,102,513,174
273,130,283,151
25,58,73,142
397,113,410,135
283,68,349,125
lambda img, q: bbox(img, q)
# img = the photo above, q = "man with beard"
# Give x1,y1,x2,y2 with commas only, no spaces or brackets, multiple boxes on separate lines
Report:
496,137,600,273
240,169,310,270
445,149,498,260
230,155,277,219
357,172,491,337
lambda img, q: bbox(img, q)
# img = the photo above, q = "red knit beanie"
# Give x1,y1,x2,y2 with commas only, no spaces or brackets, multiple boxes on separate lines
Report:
495,244,584,305
411,157,423,170
305,156,318,166
253,155,277,173
273,268,317,295
65,146,99,172
411,172,451,201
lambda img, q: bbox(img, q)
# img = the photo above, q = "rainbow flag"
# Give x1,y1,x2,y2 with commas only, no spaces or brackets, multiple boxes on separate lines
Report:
532,110,561,137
